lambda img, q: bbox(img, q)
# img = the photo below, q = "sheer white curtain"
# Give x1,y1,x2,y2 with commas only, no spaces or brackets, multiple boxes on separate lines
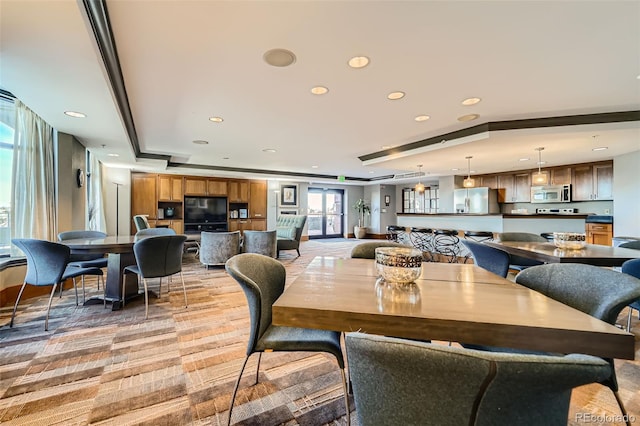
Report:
10,99,56,241
88,152,107,232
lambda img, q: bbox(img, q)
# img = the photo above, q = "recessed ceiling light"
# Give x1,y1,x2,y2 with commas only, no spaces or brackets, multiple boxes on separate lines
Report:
222,157,230,160
348,56,370,69
414,115,430,122
311,165,319,168
537,161,547,165
262,148,277,153
107,153,119,157
263,48,296,67
461,97,481,106
369,171,375,174
381,145,392,150
519,158,530,161
457,114,480,122
209,116,223,123
387,91,405,100
192,140,209,145
451,168,459,171
64,111,86,118
310,86,329,95
592,147,609,151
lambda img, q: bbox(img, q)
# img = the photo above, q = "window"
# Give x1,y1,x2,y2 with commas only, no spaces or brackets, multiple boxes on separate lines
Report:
0,93,15,258
402,187,439,214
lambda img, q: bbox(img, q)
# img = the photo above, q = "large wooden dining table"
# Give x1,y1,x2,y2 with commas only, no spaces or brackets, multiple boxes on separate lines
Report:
272,256,634,360
485,241,640,267
62,235,139,310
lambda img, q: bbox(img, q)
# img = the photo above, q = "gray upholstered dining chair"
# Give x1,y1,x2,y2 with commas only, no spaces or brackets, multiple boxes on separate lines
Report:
133,214,151,232
58,230,108,299
10,239,104,330
242,230,277,258
135,227,176,236
199,231,241,267
345,332,610,426
350,241,413,259
621,258,640,331
496,232,547,271
460,240,511,277
122,234,188,319
225,253,350,426
513,264,640,424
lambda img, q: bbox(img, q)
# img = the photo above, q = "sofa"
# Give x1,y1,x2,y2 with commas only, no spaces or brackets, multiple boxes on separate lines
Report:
276,215,307,258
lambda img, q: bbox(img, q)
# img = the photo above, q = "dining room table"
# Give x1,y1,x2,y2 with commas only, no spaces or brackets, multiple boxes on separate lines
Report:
272,256,635,360
61,235,140,310
485,240,640,267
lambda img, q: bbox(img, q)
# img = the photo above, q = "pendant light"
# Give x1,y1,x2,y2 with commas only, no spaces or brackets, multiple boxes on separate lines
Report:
414,165,425,193
463,156,475,188
532,147,549,185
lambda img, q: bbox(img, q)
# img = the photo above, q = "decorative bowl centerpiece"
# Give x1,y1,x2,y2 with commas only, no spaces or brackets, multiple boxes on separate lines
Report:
375,247,423,284
553,232,587,250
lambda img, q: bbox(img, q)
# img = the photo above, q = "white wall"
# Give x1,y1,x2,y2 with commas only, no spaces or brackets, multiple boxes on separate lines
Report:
613,150,640,237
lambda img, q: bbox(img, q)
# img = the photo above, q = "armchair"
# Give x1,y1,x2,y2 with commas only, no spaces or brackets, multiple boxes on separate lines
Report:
276,215,307,258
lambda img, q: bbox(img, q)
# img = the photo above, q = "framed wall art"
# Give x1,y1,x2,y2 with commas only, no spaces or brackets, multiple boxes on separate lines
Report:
280,184,299,207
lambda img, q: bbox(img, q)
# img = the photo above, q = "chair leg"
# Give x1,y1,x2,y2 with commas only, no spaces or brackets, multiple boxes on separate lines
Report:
158,277,162,299
44,283,58,331
180,271,188,308
143,278,149,319
227,354,251,426
340,367,351,425
9,282,28,328
612,390,631,426
81,275,86,304
628,308,633,332
102,276,106,309
296,248,300,257
254,352,262,385
73,277,79,306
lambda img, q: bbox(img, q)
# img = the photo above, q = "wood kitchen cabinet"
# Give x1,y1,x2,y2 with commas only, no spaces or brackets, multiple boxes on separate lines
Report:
550,167,571,185
228,180,250,202
184,177,227,196
498,172,531,203
586,223,612,246
572,162,613,201
156,219,184,234
478,175,498,189
249,180,267,218
131,173,157,219
157,175,183,201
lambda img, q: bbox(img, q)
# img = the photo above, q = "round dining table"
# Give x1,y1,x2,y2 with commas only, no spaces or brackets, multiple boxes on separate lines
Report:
61,235,140,310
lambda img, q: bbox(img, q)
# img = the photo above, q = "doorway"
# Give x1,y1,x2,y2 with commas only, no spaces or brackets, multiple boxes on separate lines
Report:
307,188,344,239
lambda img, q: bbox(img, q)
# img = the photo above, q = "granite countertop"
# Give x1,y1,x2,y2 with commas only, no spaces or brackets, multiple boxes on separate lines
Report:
585,215,613,224
396,213,590,219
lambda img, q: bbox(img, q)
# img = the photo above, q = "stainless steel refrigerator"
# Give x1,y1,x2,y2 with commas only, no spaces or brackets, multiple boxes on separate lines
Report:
454,187,499,214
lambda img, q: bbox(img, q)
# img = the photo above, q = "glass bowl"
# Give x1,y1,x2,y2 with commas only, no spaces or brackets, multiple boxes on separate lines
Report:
375,247,423,283
553,232,587,250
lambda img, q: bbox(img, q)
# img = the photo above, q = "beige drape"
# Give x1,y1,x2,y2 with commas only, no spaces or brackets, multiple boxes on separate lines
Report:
87,152,107,232
10,99,56,243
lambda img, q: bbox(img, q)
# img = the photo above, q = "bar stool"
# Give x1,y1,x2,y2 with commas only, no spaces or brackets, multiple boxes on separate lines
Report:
387,225,407,244
433,229,462,263
409,227,434,261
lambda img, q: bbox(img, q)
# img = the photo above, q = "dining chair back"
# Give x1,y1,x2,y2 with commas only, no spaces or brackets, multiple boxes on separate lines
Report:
345,332,610,426
135,227,176,236
461,240,510,277
11,239,103,330
123,234,188,319
350,241,413,259
200,231,241,266
242,230,277,258
225,253,350,426
516,263,640,423
133,215,151,231
619,240,640,250
57,230,108,265
496,232,547,271
621,258,640,331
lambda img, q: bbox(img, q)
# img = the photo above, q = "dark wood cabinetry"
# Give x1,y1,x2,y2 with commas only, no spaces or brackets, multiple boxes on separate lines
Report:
497,172,530,203
586,223,612,246
572,162,613,201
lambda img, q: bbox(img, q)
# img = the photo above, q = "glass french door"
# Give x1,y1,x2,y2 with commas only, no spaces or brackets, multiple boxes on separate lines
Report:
307,188,344,239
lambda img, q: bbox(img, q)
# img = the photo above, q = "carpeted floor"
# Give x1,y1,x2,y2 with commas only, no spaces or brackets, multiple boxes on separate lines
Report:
0,239,638,425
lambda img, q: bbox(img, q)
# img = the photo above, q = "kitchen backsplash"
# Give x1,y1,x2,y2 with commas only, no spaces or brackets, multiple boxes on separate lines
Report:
502,200,613,215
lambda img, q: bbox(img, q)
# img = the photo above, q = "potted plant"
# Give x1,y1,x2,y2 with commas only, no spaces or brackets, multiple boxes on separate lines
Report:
353,198,370,239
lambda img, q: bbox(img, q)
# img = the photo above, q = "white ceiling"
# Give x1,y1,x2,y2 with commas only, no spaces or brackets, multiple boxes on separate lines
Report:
1,0,639,186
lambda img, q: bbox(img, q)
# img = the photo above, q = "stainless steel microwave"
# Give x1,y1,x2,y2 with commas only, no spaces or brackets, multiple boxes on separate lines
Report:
530,184,571,203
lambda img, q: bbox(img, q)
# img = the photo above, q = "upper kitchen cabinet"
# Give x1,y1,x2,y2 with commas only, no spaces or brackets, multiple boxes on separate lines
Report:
228,180,250,203
498,172,531,203
131,173,158,219
184,177,227,196
157,175,183,201
571,161,613,201
249,180,267,218
550,167,571,185
478,175,498,189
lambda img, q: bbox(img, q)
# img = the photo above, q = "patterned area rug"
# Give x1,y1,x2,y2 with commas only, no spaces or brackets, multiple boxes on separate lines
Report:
0,239,638,425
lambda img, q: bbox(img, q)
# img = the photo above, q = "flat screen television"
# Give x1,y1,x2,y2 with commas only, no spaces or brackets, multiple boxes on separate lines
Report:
184,196,227,224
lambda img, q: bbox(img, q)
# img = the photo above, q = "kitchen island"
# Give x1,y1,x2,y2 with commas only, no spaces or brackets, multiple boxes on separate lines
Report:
396,213,591,235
